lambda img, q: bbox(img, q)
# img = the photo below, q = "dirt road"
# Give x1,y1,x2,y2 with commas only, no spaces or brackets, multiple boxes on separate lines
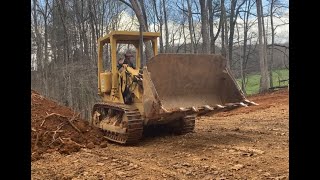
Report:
31,89,288,180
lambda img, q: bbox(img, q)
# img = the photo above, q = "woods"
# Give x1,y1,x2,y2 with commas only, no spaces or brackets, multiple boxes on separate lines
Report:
31,0,289,119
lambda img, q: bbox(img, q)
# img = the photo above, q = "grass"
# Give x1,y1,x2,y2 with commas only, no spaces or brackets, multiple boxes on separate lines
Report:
236,69,289,95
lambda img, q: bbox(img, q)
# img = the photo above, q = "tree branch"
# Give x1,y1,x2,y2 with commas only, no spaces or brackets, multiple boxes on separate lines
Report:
274,22,289,30
118,0,133,9
175,2,200,14
267,44,289,49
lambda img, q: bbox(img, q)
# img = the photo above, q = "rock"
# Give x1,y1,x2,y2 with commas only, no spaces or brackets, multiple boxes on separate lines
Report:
115,171,126,177
262,172,271,177
231,164,244,170
178,169,187,174
97,163,104,166
251,149,264,155
100,141,108,148
129,163,134,166
235,146,265,155
182,162,191,167
274,175,287,180
86,142,95,149
241,152,253,157
186,171,192,175
217,177,226,180
229,149,235,153
258,169,263,172
133,165,138,168
111,162,117,166
201,157,208,161
281,133,285,136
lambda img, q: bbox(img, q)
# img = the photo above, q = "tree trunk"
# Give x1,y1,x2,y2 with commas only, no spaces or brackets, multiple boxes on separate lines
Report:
269,0,275,88
221,0,228,63
32,0,43,70
128,0,153,63
162,0,169,52
200,0,210,54
186,0,194,53
208,0,215,53
256,0,269,92
140,0,148,27
228,0,237,67
153,0,164,53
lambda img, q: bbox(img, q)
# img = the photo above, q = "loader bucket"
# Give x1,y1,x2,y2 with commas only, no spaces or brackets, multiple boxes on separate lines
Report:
142,54,255,118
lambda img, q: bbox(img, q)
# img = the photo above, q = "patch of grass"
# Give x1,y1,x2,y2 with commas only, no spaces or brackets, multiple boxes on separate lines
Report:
236,69,289,95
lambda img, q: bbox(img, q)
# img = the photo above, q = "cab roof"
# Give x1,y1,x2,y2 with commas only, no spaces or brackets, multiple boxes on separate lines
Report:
98,31,161,44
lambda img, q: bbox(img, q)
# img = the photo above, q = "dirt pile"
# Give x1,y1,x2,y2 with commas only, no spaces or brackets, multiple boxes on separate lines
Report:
31,90,106,161
217,88,288,117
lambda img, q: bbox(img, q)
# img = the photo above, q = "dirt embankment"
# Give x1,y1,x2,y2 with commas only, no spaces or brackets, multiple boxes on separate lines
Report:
31,90,106,161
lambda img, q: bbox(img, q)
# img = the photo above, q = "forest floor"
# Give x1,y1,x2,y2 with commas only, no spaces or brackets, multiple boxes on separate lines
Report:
31,89,289,180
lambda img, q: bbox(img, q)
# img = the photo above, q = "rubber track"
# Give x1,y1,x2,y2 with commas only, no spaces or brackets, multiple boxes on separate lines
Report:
92,102,143,144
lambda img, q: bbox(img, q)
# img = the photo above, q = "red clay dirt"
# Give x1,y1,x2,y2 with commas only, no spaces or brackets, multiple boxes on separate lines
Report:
32,89,289,180
31,90,106,161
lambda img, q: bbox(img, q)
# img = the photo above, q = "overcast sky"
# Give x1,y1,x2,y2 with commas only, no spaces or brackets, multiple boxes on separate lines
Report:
116,6,288,46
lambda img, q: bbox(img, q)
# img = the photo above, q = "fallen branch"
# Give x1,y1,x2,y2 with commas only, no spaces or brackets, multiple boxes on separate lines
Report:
67,119,81,133
44,113,68,121
59,137,65,144
48,122,65,146
40,119,46,127
68,112,82,133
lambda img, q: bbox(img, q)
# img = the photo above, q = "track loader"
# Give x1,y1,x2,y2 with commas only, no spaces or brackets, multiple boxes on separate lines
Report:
90,31,256,144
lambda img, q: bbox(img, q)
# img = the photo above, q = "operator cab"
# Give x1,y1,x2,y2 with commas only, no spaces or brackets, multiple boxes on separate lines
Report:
97,31,161,98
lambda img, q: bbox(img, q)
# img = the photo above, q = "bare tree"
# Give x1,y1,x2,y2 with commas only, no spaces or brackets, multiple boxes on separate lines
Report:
256,0,269,92
208,0,222,53
162,0,170,52
228,0,246,67
187,0,195,53
239,0,255,94
199,0,210,54
121,0,153,62
152,0,164,53
220,0,228,62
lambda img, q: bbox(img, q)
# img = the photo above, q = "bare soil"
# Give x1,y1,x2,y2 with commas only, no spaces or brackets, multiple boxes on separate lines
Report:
31,90,106,161
31,89,289,180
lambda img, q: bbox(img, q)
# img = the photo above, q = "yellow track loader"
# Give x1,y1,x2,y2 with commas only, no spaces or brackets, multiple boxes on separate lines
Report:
91,31,256,144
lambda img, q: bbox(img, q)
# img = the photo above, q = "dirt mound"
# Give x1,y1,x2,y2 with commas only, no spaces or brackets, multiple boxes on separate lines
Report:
31,90,106,161
217,89,288,117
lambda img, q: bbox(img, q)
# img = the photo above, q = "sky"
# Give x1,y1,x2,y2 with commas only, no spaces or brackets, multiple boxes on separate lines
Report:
116,5,289,46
